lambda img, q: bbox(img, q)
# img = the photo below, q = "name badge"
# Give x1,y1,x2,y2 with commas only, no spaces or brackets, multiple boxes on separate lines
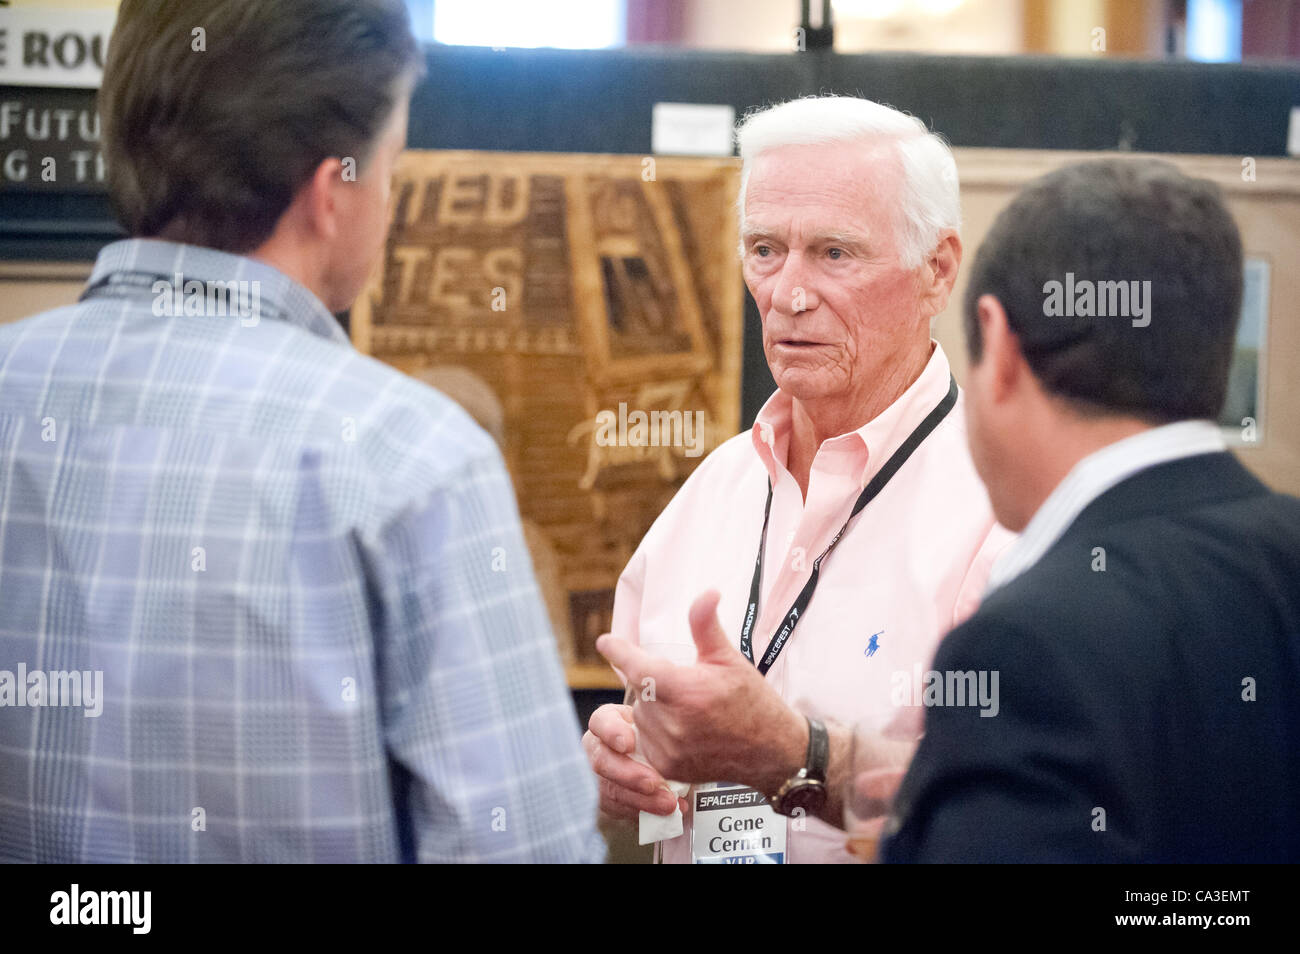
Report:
690,782,787,864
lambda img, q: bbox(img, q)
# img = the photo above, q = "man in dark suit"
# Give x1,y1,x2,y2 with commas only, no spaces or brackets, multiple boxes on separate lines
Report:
881,158,1300,863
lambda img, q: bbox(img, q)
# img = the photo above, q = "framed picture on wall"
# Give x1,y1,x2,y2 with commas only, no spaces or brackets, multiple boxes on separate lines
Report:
1220,257,1269,445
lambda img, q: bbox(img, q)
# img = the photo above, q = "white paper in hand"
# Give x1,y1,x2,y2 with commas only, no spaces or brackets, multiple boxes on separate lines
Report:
638,780,691,845
631,640,697,846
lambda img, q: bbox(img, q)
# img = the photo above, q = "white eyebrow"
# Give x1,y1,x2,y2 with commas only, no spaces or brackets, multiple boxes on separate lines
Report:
740,225,779,243
740,224,872,249
808,230,872,250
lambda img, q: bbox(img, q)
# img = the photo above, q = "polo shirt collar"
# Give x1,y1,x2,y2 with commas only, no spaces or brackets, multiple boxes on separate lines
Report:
750,340,954,488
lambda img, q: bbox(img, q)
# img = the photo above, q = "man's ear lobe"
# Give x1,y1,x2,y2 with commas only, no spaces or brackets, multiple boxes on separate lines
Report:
922,231,962,315
936,231,962,284
304,157,346,240
977,293,1024,401
975,293,1001,338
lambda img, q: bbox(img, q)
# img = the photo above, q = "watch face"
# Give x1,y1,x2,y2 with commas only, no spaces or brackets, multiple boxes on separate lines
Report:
780,782,827,817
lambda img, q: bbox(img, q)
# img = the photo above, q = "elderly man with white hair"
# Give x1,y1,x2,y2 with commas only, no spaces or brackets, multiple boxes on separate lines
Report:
586,95,1012,864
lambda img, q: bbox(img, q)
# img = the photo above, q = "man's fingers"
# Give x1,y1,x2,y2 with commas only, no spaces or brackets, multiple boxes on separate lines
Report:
596,634,672,694
584,733,667,797
588,703,636,754
687,589,734,661
596,779,640,821
584,704,680,820
586,737,678,819
598,778,679,819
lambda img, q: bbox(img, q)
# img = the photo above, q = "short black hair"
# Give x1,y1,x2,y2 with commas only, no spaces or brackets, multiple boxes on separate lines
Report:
963,158,1243,423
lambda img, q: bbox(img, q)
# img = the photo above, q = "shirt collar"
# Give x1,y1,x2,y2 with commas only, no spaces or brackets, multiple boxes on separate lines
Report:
83,238,351,346
986,418,1227,593
750,339,953,488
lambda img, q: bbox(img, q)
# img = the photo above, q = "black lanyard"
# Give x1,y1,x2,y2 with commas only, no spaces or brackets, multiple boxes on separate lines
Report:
739,374,958,675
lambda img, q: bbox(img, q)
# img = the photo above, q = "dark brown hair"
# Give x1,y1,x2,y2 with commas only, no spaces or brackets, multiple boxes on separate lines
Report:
99,0,422,252
964,158,1243,423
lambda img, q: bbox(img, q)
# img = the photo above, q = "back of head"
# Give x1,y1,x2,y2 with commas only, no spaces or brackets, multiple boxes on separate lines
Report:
964,158,1244,423
734,95,961,268
99,0,422,254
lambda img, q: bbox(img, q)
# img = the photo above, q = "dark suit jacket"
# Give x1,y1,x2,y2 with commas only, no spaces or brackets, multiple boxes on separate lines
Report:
882,452,1300,863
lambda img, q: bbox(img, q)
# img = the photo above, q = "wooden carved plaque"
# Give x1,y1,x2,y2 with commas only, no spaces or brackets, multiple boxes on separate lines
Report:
351,151,744,683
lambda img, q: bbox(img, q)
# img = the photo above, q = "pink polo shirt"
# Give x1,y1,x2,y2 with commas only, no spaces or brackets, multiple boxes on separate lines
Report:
611,341,1013,864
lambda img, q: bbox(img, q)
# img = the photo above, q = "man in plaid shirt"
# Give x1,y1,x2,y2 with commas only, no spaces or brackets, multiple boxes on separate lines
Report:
0,0,602,863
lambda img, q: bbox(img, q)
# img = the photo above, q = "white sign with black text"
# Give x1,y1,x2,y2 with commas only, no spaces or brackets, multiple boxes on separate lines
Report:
690,781,787,863
0,7,117,89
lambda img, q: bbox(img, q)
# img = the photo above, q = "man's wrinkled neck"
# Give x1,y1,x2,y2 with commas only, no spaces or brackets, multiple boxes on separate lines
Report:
792,338,934,447
785,338,933,499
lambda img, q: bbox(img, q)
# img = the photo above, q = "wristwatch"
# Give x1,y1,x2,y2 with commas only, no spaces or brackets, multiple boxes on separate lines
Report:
770,717,829,817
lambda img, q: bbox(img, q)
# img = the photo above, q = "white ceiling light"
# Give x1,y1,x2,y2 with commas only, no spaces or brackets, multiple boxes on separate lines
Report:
832,0,965,19
832,0,908,20
916,0,965,14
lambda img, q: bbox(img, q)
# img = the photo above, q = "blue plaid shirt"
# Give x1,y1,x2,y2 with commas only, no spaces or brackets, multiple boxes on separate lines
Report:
0,239,604,863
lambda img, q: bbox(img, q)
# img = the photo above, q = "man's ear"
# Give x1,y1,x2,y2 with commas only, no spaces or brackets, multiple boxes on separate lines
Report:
919,229,962,317
303,157,347,242
976,293,1025,404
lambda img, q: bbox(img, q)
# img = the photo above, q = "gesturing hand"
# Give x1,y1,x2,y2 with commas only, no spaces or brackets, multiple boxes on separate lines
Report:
582,702,682,821
595,590,807,796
